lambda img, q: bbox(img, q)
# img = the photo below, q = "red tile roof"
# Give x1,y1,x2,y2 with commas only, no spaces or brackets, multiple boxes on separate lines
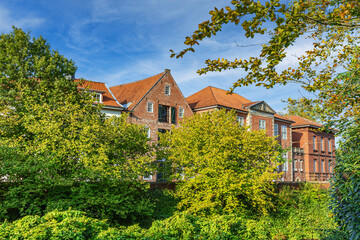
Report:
77,79,123,108
274,114,295,123
186,86,252,111
285,115,323,128
110,72,165,110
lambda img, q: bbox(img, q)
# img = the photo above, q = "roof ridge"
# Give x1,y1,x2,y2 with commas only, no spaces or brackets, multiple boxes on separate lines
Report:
209,86,219,105
111,72,164,88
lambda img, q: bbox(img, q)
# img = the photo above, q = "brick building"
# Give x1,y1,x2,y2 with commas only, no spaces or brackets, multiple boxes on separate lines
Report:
110,69,193,181
186,86,294,181
286,115,336,182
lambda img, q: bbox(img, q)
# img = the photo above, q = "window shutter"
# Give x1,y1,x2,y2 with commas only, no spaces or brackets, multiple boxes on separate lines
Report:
171,107,176,124
158,105,163,121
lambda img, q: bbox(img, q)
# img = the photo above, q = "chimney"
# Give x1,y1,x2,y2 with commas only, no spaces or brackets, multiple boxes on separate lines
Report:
165,69,170,73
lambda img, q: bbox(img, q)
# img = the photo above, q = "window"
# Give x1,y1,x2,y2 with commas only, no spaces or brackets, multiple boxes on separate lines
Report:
146,127,151,138
282,152,288,172
143,174,153,181
179,108,184,118
274,123,279,136
328,139,332,152
313,136,317,150
299,160,303,171
171,107,176,124
281,125,287,139
293,160,298,171
165,85,171,95
94,92,102,103
321,137,324,151
259,119,266,130
237,116,244,126
328,161,332,172
314,159,317,172
158,105,170,122
321,160,325,172
147,102,153,113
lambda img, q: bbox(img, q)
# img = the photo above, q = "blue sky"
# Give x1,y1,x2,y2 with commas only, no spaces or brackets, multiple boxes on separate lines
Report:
0,0,315,112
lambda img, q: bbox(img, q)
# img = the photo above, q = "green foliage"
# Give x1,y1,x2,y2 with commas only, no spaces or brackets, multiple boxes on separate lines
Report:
0,28,154,225
0,210,114,239
0,145,154,225
282,98,322,122
159,109,283,216
331,118,360,240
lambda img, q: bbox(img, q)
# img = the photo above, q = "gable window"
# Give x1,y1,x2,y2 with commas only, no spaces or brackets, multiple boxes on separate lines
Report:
313,136,317,150
147,102,153,113
259,119,266,130
158,105,169,122
94,92,102,103
165,86,171,95
274,123,279,136
237,116,244,126
179,108,184,118
281,125,287,139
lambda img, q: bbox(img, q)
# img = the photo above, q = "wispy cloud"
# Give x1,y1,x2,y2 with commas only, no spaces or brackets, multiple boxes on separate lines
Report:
0,5,44,33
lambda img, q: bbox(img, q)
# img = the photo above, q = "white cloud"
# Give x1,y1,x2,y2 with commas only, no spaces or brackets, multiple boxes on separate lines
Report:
0,5,44,33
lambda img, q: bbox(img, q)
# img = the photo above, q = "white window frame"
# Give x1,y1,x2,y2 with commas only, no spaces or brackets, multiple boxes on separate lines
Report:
293,159,298,171
165,85,171,95
299,160,303,171
147,102,153,113
282,152,288,172
281,125,287,139
146,127,151,138
259,119,266,130
274,123,279,136
143,174,153,180
237,116,244,126
94,92,102,103
179,107,184,118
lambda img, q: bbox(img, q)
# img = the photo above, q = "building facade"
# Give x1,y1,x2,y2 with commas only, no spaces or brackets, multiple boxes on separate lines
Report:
186,86,294,181
110,69,193,181
287,115,336,182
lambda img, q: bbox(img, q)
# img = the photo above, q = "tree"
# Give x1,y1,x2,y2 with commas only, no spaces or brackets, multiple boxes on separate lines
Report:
171,1,359,237
281,98,321,122
0,27,154,224
171,0,359,122
158,110,283,216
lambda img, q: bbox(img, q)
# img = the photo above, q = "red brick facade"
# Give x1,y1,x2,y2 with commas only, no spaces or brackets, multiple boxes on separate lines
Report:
289,119,336,182
110,70,193,182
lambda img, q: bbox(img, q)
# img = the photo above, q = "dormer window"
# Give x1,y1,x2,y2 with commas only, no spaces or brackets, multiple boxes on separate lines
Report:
94,92,102,103
165,86,171,95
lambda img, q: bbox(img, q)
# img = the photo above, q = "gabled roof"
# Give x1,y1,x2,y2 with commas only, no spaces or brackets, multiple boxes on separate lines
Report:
77,79,123,109
186,86,252,111
274,114,295,123
285,115,323,128
110,72,166,110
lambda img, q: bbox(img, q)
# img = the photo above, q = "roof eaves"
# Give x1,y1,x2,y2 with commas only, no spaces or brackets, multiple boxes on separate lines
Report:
105,83,124,108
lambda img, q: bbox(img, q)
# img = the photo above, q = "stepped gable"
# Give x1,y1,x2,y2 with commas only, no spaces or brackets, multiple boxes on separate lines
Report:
186,86,252,111
77,79,123,108
110,72,165,110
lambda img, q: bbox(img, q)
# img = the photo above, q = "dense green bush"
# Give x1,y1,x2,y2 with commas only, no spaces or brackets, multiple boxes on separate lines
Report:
0,146,154,226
